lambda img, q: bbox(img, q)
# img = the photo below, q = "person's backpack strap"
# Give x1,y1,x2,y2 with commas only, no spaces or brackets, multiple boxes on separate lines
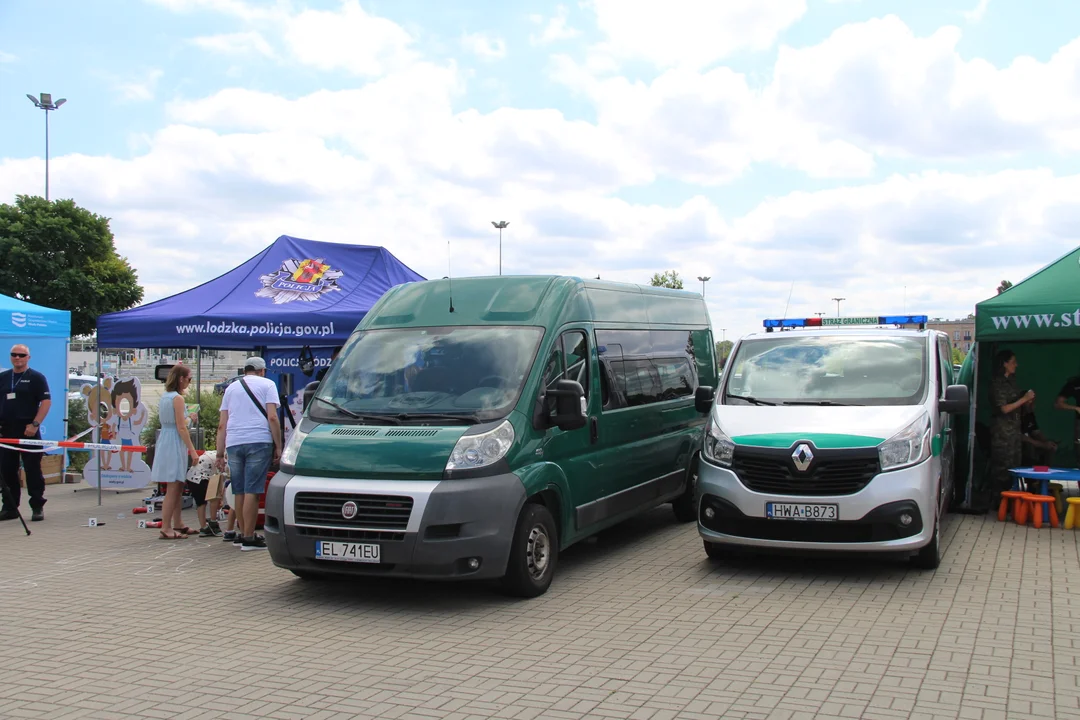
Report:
238,378,268,418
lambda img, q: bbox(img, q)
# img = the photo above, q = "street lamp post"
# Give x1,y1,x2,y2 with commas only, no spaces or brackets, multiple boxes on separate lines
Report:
697,276,710,298
831,297,845,317
25,93,67,201
491,221,509,276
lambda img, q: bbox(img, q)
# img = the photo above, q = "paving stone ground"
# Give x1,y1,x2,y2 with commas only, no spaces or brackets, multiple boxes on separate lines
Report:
1,482,1078,720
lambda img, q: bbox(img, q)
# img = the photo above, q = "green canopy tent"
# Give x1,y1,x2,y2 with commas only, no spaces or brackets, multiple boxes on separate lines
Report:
956,246,1080,511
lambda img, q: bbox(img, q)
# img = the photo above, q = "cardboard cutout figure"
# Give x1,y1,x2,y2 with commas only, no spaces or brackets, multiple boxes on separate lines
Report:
81,375,153,488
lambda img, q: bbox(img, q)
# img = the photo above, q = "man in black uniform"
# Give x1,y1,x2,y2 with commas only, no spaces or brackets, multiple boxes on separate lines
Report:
1056,373,1080,467
1020,405,1058,467
0,344,52,521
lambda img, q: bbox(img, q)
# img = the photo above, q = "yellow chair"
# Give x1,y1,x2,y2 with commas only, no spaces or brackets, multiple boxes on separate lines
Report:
1065,498,1080,530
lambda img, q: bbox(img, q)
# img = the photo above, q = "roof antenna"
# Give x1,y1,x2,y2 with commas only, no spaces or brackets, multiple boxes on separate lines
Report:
782,280,795,319
447,240,455,313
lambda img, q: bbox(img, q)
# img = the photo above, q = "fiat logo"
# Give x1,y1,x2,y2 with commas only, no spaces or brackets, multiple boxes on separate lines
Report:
341,501,359,520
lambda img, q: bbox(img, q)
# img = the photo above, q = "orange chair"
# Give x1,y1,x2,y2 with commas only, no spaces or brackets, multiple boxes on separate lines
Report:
998,490,1029,524
1027,494,1059,529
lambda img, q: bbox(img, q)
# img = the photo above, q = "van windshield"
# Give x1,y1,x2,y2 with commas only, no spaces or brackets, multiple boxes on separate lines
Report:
312,326,545,424
723,336,928,406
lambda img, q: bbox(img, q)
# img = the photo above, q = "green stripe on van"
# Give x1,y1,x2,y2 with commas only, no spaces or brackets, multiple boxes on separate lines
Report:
731,433,885,449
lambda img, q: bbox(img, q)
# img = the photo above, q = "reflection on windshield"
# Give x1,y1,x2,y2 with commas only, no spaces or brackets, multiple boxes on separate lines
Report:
723,336,927,406
313,326,544,423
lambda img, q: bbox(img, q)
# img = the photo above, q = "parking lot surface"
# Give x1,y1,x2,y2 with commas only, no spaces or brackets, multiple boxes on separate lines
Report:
1,484,1078,720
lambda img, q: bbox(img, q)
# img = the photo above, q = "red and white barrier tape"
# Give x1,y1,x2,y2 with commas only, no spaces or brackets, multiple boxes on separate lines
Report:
0,438,147,453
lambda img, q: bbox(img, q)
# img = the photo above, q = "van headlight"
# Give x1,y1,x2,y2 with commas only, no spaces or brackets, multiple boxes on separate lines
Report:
280,425,308,469
878,413,931,472
447,419,515,471
703,416,735,467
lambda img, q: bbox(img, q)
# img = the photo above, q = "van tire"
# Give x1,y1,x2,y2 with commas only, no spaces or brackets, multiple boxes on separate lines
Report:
910,512,941,570
501,503,559,598
671,456,700,523
703,541,724,561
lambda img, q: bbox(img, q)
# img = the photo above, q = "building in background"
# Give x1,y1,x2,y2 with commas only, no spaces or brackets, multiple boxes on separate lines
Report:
926,315,975,355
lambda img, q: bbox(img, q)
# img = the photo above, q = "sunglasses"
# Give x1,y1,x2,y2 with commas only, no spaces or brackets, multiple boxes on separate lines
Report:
10,353,27,358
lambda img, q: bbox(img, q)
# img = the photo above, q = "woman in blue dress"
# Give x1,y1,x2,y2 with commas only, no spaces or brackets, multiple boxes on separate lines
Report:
151,365,200,539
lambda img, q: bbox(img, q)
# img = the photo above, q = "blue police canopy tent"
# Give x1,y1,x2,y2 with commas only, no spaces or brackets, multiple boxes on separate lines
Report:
0,294,71,444
97,235,426,350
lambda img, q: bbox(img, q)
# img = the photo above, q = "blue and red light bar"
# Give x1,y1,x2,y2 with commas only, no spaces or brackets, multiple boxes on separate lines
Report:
763,315,928,329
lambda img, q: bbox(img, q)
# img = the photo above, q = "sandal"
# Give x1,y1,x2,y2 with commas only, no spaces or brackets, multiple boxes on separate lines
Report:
159,530,186,540
175,526,198,535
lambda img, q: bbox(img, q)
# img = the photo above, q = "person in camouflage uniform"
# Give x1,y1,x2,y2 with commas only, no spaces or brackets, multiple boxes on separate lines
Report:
989,350,1034,501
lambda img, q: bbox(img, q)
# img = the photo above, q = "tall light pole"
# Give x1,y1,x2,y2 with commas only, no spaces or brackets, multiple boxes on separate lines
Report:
26,93,67,201
491,221,509,276
697,276,710,298
831,297,845,317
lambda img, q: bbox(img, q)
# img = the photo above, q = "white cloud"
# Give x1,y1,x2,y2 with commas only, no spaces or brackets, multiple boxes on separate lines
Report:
461,32,506,60
0,50,16,63
113,68,165,102
769,15,1080,157
586,0,807,69
191,31,275,57
282,0,416,76
529,5,579,45
963,0,990,22
144,0,289,22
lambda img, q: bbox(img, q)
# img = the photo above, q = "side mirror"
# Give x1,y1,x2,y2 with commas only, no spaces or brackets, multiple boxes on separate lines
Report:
154,364,174,383
547,379,587,431
695,385,715,414
302,381,321,412
940,384,969,415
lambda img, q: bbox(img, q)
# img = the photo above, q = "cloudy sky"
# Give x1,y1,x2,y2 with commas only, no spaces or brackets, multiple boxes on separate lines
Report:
1,0,1077,341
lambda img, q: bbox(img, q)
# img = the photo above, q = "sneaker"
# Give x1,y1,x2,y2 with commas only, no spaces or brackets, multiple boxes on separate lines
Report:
198,525,215,537
0,510,19,521
31,510,43,522
207,520,222,533
222,530,238,543
241,535,267,551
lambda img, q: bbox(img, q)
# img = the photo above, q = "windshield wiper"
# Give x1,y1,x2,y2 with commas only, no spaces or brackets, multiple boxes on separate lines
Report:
396,412,481,425
781,400,857,407
312,398,401,424
728,395,777,406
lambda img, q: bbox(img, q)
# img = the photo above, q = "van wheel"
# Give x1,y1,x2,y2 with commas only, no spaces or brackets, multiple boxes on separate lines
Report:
910,512,941,570
672,456,699,523
501,503,559,598
703,541,724,562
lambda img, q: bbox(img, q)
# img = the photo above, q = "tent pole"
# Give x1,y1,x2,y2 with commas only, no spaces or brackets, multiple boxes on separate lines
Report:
196,346,202,450
96,345,102,507
965,343,980,510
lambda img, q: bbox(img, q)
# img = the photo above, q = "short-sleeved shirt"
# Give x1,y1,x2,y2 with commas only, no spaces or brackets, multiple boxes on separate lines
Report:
1058,375,1080,436
0,367,50,424
220,374,278,448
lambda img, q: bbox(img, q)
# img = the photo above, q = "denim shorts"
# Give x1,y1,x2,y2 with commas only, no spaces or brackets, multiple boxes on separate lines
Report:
227,442,273,495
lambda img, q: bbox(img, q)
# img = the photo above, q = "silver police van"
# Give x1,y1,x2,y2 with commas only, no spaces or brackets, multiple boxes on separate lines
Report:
695,314,969,568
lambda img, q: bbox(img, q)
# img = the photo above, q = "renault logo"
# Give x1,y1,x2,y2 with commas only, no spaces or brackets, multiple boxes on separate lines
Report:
341,501,359,520
791,443,814,472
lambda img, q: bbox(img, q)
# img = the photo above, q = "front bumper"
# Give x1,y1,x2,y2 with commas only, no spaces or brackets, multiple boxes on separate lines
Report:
697,458,935,552
264,472,526,580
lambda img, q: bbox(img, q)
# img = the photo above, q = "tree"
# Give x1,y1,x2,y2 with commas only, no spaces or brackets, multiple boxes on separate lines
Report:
951,346,966,366
0,195,143,335
650,270,684,289
996,280,1013,295
716,340,733,367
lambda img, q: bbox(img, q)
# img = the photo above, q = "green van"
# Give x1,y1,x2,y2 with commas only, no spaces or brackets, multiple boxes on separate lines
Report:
265,275,717,597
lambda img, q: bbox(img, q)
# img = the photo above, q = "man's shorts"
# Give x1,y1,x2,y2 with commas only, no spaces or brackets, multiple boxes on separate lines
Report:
227,442,273,495
185,478,208,507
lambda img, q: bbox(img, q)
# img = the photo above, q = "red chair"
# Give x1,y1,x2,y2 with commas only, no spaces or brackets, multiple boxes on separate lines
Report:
998,491,1029,524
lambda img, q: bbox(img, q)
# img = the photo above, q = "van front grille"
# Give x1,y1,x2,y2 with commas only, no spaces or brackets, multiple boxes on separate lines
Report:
732,445,880,496
294,492,413,530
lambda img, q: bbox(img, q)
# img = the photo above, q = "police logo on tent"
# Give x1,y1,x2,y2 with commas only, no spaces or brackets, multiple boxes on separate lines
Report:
256,257,344,304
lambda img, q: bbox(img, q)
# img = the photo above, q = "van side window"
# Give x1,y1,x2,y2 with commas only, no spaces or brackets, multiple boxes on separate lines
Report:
542,330,591,415
596,329,699,410
937,336,952,396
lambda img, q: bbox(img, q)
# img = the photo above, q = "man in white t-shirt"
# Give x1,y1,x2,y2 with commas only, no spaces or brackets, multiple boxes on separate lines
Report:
215,357,281,551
